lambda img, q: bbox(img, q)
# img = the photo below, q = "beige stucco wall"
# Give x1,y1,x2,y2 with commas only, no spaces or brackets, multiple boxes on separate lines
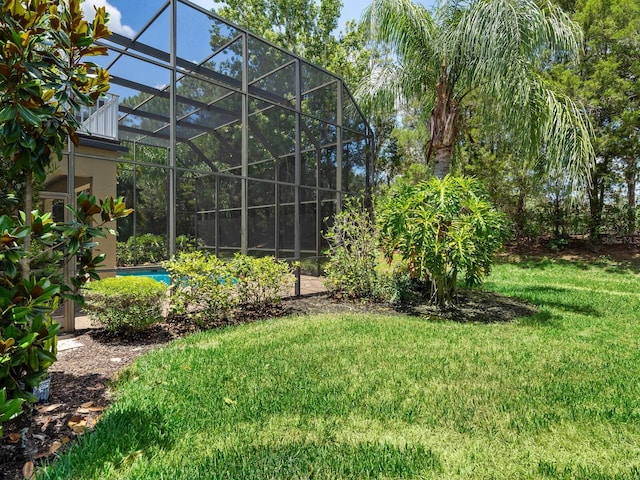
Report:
46,143,119,273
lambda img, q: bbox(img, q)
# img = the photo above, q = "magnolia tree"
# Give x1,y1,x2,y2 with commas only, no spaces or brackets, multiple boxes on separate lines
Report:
0,0,111,220
0,0,131,434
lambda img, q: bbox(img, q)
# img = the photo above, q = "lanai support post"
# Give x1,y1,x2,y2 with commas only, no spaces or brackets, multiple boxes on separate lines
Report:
241,32,249,254
294,59,302,296
63,141,76,332
336,80,343,212
168,0,177,258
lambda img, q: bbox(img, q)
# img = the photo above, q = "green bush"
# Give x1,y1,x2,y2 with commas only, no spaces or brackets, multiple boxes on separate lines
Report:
0,388,23,438
163,251,236,326
117,233,166,266
84,277,166,332
176,235,205,253
117,235,206,266
164,251,294,326
377,175,510,307
229,253,295,306
324,199,379,299
374,269,432,305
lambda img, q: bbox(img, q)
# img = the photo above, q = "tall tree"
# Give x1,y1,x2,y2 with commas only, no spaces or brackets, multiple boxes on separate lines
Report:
358,0,594,182
552,0,640,235
214,0,342,69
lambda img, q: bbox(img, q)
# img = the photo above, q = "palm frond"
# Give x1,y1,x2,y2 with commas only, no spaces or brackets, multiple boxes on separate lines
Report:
357,0,440,113
359,0,594,187
536,83,595,190
362,0,435,63
450,0,581,92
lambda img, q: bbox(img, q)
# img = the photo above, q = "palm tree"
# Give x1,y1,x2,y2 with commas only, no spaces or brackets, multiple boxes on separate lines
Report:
358,0,594,182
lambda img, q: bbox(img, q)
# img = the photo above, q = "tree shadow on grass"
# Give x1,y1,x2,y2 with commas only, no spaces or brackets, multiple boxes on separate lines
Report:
537,459,640,480
3,371,166,480
47,438,443,480
399,283,600,324
507,258,593,271
40,404,176,479
515,309,558,326
601,261,640,275
193,441,443,480
517,285,602,318
500,254,640,275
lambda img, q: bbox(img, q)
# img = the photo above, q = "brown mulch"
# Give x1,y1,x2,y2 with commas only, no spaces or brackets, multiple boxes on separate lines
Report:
3,239,637,479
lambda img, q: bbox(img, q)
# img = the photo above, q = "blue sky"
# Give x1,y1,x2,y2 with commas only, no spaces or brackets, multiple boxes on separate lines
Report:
81,0,436,98
82,0,437,38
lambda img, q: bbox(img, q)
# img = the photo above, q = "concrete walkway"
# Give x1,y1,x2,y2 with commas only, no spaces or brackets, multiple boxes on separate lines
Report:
296,274,328,296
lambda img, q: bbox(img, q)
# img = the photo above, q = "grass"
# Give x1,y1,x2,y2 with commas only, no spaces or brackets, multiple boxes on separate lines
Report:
41,258,640,479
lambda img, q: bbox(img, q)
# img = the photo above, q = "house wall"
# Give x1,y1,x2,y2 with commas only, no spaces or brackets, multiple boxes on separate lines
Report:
47,144,119,274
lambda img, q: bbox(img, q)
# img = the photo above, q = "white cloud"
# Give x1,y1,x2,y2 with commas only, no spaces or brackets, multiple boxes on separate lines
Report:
81,0,135,38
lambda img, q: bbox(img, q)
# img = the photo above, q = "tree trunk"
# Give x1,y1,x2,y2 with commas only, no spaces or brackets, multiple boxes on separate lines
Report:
427,62,459,179
514,188,526,239
625,159,637,235
434,145,454,179
21,170,32,281
588,157,609,239
553,187,562,237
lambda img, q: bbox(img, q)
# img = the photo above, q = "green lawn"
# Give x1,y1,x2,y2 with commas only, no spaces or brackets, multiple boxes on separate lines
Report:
42,259,640,479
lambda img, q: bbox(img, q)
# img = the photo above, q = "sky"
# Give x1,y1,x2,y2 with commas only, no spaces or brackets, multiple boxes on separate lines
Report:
80,0,436,98
81,0,437,39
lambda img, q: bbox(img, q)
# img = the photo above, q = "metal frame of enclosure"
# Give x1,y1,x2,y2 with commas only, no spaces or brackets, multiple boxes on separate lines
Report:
73,0,372,271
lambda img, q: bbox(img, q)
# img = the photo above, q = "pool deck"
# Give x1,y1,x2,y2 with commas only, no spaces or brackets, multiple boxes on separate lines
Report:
58,275,328,332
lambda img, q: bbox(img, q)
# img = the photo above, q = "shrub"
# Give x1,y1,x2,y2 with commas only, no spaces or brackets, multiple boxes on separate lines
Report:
0,388,23,438
324,199,379,299
84,276,166,333
229,253,295,306
116,241,133,266
176,235,205,253
377,175,510,307
117,233,166,266
164,251,237,326
163,251,295,326
117,235,205,266
374,269,432,306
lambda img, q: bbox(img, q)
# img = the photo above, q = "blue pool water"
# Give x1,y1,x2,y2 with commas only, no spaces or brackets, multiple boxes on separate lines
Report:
116,268,171,285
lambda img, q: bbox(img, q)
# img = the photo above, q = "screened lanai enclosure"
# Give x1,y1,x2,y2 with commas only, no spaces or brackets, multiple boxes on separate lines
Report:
67,0,372,273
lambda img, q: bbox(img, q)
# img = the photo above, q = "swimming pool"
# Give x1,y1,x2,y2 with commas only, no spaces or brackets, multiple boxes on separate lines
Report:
116,268,171,285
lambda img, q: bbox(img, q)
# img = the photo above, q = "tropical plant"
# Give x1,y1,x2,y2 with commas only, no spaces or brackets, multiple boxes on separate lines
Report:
358,0,594,183
84,276,166,333
377,176,509,306
324,199,379,299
